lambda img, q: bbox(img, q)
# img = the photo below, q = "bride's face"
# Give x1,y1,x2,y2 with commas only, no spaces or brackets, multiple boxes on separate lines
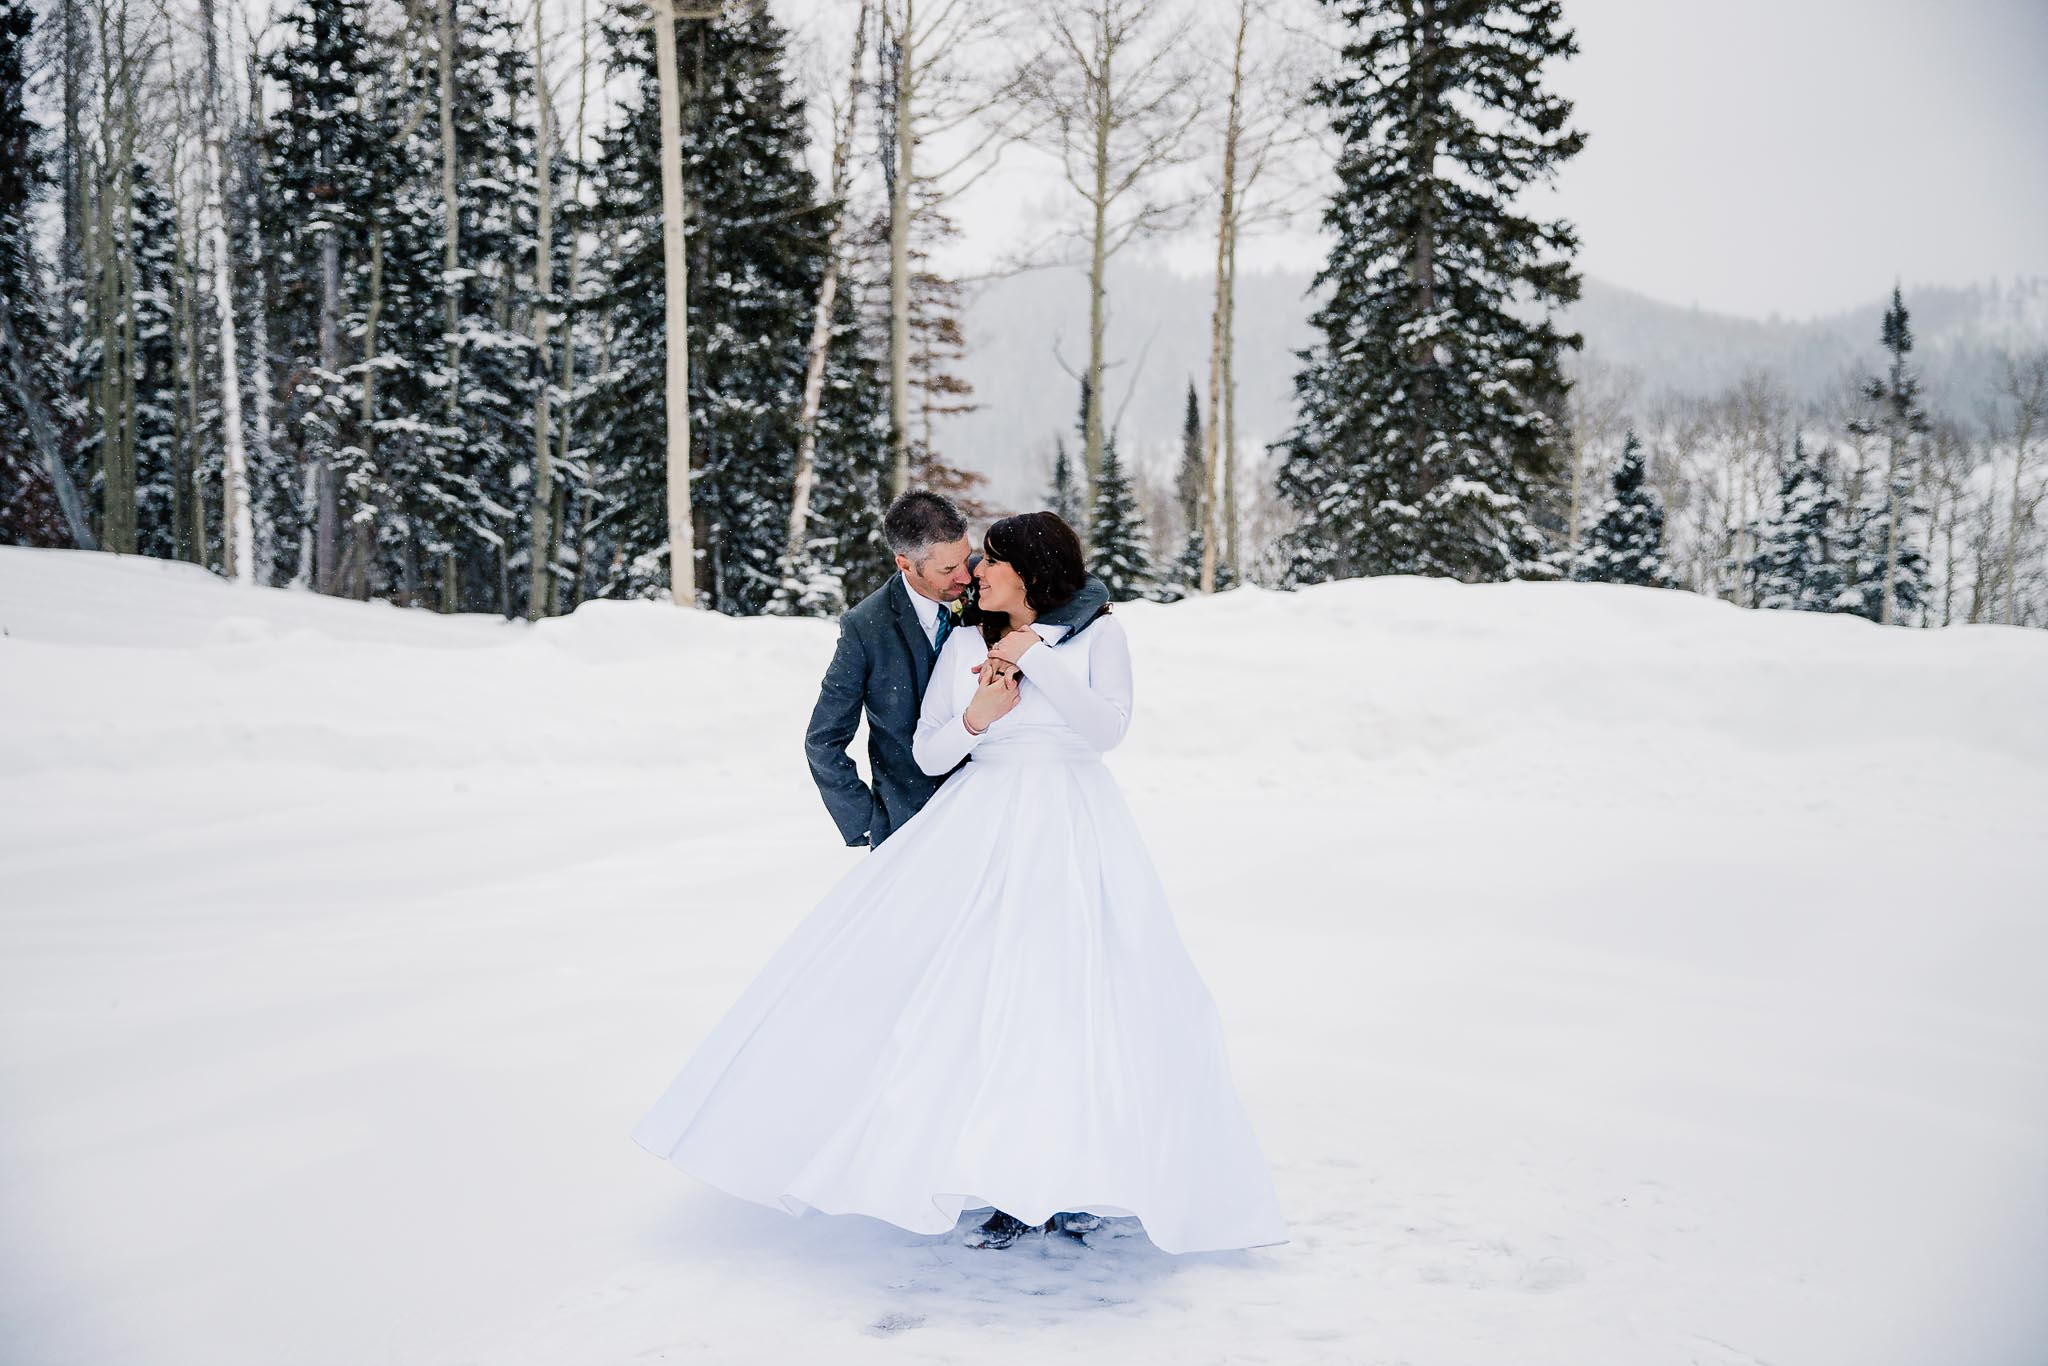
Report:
974,549,1027,614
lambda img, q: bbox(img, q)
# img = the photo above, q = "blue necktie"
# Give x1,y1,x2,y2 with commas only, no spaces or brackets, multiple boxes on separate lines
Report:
932,607,954,657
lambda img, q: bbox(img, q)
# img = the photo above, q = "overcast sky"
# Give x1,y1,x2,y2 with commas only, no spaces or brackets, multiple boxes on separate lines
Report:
775,0,2048,323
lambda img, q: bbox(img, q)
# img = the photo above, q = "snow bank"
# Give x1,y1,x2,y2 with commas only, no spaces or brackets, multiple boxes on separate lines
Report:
2,545,2044,1366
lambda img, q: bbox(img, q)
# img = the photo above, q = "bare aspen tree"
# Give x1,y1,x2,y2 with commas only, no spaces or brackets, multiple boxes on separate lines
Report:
153,39,197,564
653,0,713,607
1922,417,1972,626
115,11,142,557
1646,396,1709,593
88,0,148,554
237,37,279,581
1221,210,1238,569
1963,462,2001,624
1996,351,2047,626
196,0,252,583
782,0,870,576
876,0,1028,496
1195,0,1318,590
436,0,461,609
1195,3,1242,594
1717,371,1788,607
549,0,595,616
350,219,385,598
1016,0,1199,492
313,172,342,590
178,144,206,563
526,0,555,620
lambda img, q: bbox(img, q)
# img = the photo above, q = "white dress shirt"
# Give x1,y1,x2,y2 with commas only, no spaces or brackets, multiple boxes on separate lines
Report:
901,574,949,650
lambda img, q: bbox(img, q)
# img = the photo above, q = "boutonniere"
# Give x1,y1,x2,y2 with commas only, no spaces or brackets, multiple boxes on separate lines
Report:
945,598,965,619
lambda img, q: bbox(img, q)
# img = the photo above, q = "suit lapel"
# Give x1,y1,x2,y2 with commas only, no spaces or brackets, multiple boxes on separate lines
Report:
891,573,934,696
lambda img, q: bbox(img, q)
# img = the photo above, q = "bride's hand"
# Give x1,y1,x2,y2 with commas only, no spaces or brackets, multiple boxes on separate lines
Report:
963,655,1021,734
988,627,1041,668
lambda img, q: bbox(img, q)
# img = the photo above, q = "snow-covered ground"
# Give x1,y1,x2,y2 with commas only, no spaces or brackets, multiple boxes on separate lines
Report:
2,544,2044,1366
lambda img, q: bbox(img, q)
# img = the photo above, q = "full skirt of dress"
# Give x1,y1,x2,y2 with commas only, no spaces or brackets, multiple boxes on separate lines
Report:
630,747,1289,1255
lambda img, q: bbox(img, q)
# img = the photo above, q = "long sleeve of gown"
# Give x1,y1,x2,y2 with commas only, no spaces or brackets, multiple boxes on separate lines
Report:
1013,618,1134,752
912,630,987,776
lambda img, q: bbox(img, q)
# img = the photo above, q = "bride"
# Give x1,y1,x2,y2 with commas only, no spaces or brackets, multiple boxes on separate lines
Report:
631,511,1288,1255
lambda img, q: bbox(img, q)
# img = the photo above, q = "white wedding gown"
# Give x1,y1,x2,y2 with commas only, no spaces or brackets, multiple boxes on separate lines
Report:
630,610,1288,1255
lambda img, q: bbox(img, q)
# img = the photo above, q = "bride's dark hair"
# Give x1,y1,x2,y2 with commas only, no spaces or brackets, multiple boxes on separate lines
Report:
972,510,1093,645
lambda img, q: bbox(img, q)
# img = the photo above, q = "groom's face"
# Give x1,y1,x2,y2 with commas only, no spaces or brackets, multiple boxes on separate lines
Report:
898,537,975,604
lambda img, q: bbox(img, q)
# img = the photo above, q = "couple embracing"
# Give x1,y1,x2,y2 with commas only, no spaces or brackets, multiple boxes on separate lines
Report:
630,491,1288,1255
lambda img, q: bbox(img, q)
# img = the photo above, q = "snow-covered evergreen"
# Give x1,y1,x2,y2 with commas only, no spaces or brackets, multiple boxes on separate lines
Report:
1844,286,1934,625
1572,431,1673,588
1159,379,1205,600
1088,431,1155,603
387,0,546,614
0,0,76,548
1841,487,1932,624
126,166,184,562
1749,434,1851,613
586,0,875,615
261,0,390,592
1277,0,1585,586
1045,436,1083,529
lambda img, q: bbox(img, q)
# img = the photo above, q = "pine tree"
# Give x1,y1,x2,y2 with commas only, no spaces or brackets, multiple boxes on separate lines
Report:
262,0,390,591
1278,0,1585,585
127,164,184,561
586,0,834,614
1841,485,1931,623
1161,378,1204,598
1749,433,1849,612
1846,285,1932,625
1089,431,1155,602
1046,436,1082,527
0,0,80,548
383,0,542,612
1571,431,1672,587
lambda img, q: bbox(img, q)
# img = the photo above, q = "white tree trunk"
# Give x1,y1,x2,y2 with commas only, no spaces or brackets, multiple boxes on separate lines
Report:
313,227,341,591
1222,205,1239,574
1199,3,1245,594
552,0,593,615
888,0,914,497
652,0,696,607
1999,355,2045,626
244,210,279,581
1083,5,1110,489
199,0,253,584
786,0,869,568
435,0,463,610
527,0,555,620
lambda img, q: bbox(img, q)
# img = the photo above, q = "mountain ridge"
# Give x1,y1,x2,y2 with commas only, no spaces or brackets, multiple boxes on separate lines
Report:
932,263,2048,508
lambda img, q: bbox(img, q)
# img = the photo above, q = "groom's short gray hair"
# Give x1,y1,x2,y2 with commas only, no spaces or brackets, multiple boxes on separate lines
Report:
884,490,968,562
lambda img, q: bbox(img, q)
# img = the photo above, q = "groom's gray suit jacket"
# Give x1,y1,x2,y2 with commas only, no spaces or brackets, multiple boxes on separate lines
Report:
805,572,1111,848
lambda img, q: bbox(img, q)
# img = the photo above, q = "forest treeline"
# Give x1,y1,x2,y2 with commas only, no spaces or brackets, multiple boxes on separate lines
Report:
1,0,2042,628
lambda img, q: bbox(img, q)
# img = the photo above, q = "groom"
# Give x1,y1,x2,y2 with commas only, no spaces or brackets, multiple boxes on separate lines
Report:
805,490,1109,849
